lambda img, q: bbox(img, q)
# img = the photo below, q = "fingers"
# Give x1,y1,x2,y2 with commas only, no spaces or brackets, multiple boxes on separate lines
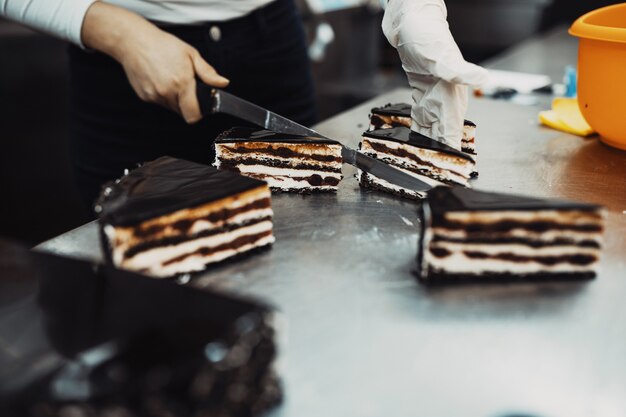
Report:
394,1,488,87
122,44,228,124
178,77,202,124
192,52,229,88
179,51,229,124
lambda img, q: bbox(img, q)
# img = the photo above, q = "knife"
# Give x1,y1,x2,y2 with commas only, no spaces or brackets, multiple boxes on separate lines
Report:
197,84,432,193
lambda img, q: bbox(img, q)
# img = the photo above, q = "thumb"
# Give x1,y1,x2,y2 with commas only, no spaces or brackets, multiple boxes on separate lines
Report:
395,2,488,87
192,52,230,88
398,41,489,87
445,59,489,87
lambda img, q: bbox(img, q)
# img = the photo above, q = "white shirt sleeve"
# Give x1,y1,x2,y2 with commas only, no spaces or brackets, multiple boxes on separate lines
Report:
1,0,98,47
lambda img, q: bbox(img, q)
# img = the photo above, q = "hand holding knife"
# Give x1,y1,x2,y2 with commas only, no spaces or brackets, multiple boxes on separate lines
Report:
196,83,431,193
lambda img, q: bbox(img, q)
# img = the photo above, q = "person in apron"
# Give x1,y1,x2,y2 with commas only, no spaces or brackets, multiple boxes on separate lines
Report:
1,0,485,211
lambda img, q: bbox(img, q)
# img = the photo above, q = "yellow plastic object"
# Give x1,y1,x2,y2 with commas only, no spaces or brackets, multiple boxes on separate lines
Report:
539,98,595,137
569,4,626,150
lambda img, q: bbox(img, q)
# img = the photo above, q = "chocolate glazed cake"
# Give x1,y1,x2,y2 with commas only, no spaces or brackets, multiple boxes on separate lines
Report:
0,239,281,417
358,126,475,199
96,156,275,278
417,187,605,283
214,127,343,192
369,103,478,176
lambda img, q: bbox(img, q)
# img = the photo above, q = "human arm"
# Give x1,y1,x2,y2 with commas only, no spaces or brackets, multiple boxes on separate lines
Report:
0,0,95,45
82,2,229,123
1,0,229,123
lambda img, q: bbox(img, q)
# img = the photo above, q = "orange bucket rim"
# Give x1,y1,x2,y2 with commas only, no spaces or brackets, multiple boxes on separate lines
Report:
569,3,626,44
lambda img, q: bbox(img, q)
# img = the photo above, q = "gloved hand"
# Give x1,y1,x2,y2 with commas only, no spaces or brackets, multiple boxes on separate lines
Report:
382,0,489,149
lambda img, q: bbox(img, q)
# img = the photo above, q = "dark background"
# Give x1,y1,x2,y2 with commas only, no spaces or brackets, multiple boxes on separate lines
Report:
0,0,616,245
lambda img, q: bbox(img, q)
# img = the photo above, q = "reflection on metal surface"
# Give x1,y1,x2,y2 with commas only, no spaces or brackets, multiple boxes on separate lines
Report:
37,78,626,417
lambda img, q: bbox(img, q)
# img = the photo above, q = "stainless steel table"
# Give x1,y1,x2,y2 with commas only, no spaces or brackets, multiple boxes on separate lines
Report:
37,28,626,417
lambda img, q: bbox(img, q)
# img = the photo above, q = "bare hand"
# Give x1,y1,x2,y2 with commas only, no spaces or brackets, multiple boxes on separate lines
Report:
82,2,229,123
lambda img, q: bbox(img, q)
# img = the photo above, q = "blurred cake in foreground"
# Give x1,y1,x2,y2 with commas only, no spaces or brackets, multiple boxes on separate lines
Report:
357,126,475,199
0,239,281,417
96,156,274,278
214,127,343,192
369,103,478,176
418,187,605,283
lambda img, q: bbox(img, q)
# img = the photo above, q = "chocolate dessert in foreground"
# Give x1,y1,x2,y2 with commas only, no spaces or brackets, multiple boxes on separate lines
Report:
0,239,281,417
358,126,475,199
214,127,343,192
369,102,478,158
418,187,605,282
96,156,275,278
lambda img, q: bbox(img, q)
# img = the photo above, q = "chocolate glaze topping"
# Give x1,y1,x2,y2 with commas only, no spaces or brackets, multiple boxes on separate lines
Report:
371,103,475,126
363,126,475,162
426,186,602,213
216,127,340,145
97,156,267,227
371,103,412,117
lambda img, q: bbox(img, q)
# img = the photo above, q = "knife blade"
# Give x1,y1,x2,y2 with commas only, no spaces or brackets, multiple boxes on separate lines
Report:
197,84,432,193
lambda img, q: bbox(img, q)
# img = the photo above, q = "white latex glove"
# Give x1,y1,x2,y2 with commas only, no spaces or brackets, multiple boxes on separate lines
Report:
382,0,489,149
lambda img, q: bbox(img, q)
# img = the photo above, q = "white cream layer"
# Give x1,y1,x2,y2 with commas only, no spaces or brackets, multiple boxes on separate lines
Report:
232,164,341,190
424,248,598,275
250,175,337,191
148,234,275,278
430,241,600,257
432,228,603,246
118,220,273,277
444,209,602,225
234,164,340,179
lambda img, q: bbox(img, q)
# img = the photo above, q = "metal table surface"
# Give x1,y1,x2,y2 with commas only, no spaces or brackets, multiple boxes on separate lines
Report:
37,28,626,417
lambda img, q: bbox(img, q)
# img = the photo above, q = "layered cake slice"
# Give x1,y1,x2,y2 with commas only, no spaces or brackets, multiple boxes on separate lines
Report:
357,126,475,199
462,120,477,156
214,127,343,192
418,186,605,282
0,239,281,417
369,103,414,130
96,156,275,278
369,103,478,170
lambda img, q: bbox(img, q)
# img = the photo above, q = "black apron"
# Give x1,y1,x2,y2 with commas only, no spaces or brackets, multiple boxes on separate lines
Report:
68,0,316,213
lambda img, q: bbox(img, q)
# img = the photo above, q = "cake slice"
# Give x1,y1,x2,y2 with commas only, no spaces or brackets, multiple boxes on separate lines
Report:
369,103,414,130
462,120,477,156
418,186,605,283
357,126,475,199
0,239,281,417
96,156,275,278
214,127,343,192
369,103,478,169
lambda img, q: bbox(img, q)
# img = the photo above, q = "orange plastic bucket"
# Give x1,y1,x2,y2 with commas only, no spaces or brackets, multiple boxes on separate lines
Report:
569,3,626,150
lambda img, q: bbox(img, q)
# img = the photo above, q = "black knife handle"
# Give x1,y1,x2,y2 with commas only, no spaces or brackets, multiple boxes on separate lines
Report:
196,82,217,117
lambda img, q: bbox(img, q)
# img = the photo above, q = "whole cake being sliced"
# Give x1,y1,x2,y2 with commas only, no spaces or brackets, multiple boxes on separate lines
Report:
96,156,275,278
418,186,605,283
369,102,478,158
358,126,475,199
214,127,343,192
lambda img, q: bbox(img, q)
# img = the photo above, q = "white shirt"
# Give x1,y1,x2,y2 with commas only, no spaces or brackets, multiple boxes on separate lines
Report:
0,0,274,47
